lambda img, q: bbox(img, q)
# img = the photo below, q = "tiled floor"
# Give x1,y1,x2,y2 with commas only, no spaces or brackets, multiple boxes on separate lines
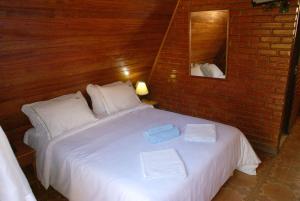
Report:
213,118,300,201
25,118,300,201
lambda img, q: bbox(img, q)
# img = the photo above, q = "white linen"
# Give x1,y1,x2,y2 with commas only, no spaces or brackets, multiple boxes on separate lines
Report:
22,91,96,139
190,64,204,76
140,149,187,179
86,81,123,116
30,105,261,201
237,135,261,175
200,63,225,78
0,126,36,201
86,84,108,116
184,124,216,143
23,128,36,148
87,81,134,116
22,93,79,139
23,128,44,152
99,82,141,114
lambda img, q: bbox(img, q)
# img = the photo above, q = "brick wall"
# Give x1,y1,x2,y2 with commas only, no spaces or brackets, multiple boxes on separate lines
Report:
149,0,298,153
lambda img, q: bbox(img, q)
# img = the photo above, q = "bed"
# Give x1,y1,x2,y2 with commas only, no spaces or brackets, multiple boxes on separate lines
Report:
24,104,260,201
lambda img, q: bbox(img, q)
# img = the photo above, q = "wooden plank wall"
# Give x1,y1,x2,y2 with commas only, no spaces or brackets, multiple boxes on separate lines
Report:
0,0,176,139
149,0,298,153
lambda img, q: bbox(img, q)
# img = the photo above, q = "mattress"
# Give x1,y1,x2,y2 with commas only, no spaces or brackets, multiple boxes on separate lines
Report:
28,104,260,201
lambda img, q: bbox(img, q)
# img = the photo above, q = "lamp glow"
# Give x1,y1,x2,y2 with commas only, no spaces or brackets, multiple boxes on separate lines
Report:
122,67,130,76
135,81,149,96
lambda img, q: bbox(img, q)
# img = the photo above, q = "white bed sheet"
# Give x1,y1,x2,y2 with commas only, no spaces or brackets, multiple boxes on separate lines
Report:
30,104,260,201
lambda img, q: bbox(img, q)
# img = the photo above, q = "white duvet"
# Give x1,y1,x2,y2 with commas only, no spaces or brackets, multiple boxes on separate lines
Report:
33,105,260,201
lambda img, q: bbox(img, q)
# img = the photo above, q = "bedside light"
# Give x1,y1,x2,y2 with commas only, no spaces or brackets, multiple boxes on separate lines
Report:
122,67,130,76
135,81,149,96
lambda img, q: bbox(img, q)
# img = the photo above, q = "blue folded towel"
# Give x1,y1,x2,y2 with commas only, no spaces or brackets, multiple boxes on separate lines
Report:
144,125,180,144
146,124,174,135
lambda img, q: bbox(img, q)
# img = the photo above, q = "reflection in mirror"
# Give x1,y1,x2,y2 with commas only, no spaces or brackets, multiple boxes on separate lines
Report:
190,10,229,79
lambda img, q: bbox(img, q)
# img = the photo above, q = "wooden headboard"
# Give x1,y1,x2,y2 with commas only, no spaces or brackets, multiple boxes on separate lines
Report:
0,0,176,140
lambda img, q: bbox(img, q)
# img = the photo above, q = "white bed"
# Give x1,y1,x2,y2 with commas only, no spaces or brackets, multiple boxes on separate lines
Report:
25,104,260,201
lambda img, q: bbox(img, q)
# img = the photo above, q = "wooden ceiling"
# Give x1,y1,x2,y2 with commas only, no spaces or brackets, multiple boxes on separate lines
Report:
0,0,176,138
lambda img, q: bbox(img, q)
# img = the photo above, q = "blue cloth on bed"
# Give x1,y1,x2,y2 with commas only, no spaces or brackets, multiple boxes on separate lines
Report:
146,124,174,135
144,124,180,144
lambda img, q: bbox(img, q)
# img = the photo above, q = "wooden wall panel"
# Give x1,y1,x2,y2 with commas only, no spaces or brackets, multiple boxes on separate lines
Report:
0,0,176,139
149,0,298,153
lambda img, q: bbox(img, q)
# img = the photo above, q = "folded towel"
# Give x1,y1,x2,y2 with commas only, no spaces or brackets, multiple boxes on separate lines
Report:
144,127,180,144
146,124,174,135
140,149,187,179
184,124,216,143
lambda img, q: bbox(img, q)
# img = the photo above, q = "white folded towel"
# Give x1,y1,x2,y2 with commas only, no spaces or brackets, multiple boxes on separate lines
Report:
140,149,187,179
184,124,217,143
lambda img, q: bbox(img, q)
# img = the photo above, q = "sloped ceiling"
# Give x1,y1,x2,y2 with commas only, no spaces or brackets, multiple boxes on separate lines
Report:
0,0,176,137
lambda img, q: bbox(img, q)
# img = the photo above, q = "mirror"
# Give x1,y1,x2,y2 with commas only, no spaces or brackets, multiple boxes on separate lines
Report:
190,10,229,79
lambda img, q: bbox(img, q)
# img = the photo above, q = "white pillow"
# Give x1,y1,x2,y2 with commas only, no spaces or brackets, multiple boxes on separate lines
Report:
98,83,141,114
87,81,125,116
200,63,225,78
23,128,36,146
87,81,134,116
191,63,204,76
86,84,107,116
22,93,75,137
22,92,97,139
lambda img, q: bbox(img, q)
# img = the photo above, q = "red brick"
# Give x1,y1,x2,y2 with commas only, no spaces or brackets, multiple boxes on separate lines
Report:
260,22,282,28
237,16,254,23
281,37,293,43
270,56,290,63
238,48,257,55
283,23,296,28
258,49,277,56
273,29,294,35
252,29,272,35
252,42,270,48
251,15,274,22
271,43,292,49
261,36,280,42
279,50,291,56
274,15,297,22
